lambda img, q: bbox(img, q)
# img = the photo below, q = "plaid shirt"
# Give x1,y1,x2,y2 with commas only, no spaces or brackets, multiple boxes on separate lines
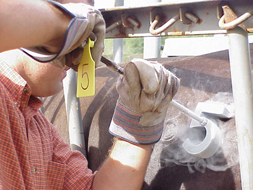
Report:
0,61,94,189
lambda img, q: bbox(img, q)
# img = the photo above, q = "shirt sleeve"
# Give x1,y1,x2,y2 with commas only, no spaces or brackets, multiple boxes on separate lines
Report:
50,124,95,190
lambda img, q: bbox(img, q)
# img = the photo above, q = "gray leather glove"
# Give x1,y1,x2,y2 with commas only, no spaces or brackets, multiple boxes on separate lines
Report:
109,59,180,145
21,0,105,70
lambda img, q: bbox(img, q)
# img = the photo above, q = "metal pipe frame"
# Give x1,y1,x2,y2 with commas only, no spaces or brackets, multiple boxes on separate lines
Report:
227,26,253,189
102,0,253,38
63,69,86,157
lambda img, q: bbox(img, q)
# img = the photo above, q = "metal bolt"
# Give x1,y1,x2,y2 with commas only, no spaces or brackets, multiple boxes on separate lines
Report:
185,12,199,23
126,17,140,28
106,20,122,33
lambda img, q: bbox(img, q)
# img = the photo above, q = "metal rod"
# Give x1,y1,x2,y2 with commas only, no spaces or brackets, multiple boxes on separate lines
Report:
219,8,253,30
113,38,123,63
112,0,124,63
63,69,86,157
101,56,124,74
143,36,161,59
149,14,180,35
170,100,206,125
227,26,253,189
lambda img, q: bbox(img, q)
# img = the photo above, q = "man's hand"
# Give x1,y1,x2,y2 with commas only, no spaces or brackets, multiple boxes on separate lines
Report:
109,59,180,145
21,0,105,70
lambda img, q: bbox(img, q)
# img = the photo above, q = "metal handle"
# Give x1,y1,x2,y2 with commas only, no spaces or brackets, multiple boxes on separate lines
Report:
170,100,207,126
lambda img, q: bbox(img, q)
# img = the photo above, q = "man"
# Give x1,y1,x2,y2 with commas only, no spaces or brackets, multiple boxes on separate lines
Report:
0,49,179,189
0,0,179,189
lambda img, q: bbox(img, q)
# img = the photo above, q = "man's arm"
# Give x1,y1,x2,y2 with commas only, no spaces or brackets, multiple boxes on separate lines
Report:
92,59,180,189
0,0,71,53
92,139,152,190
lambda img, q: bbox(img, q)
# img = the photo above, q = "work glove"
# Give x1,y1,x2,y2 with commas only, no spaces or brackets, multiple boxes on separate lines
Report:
21,0,105,71
109,59,180,145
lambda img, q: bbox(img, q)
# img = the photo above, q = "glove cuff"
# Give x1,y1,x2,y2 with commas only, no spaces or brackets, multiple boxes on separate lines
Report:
109,101,164,145
21,0,93,63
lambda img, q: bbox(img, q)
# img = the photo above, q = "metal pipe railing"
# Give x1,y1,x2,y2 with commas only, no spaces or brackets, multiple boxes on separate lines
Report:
227,26,253,190
63,69,86,157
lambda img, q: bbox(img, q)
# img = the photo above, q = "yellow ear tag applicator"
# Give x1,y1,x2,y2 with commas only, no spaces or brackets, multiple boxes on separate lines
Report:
77,38,95,97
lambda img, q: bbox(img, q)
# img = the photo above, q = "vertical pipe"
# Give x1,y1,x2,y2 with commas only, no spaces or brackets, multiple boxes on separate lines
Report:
143,37,161,59
227,26,253,189
113,0,124,63
63,69,86,157
143,0,161,59
113,38,124,63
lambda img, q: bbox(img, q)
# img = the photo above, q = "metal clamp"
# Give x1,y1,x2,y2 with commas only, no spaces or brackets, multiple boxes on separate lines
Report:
149,14,180,35
106,20,122,33
121,13,141,31
184,12,200,24
180,7,200,24
149,7,199,35
219,5,253,30
105,13,140,33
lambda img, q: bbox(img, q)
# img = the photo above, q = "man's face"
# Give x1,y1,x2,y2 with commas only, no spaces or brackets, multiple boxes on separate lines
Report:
19,54,70,97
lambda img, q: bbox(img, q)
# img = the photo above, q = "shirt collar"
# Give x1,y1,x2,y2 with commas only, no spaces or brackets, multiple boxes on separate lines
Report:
0,60,43,109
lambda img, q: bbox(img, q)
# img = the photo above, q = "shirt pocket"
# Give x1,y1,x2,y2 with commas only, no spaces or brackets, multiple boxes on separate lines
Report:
46,161,66,190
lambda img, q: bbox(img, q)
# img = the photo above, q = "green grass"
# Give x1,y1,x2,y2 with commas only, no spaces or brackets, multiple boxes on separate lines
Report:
103,38,144,62
103,35,216,62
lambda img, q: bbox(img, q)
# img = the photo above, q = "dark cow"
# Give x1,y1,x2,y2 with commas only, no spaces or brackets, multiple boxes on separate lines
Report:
42,45,253,189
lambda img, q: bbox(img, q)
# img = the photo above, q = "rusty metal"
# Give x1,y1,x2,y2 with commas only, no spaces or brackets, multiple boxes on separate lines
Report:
149,7,199,36
179,7,199,24
102,1,253,38
219,5,252,30
149,14,180,35
247,28,253,33
185,12,200,23
126,17,140,29
121,13,141,32
180,7,192,24
106,20,122,33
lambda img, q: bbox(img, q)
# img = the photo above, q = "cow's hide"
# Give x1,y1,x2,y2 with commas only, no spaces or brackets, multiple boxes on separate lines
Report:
43,46,253,190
